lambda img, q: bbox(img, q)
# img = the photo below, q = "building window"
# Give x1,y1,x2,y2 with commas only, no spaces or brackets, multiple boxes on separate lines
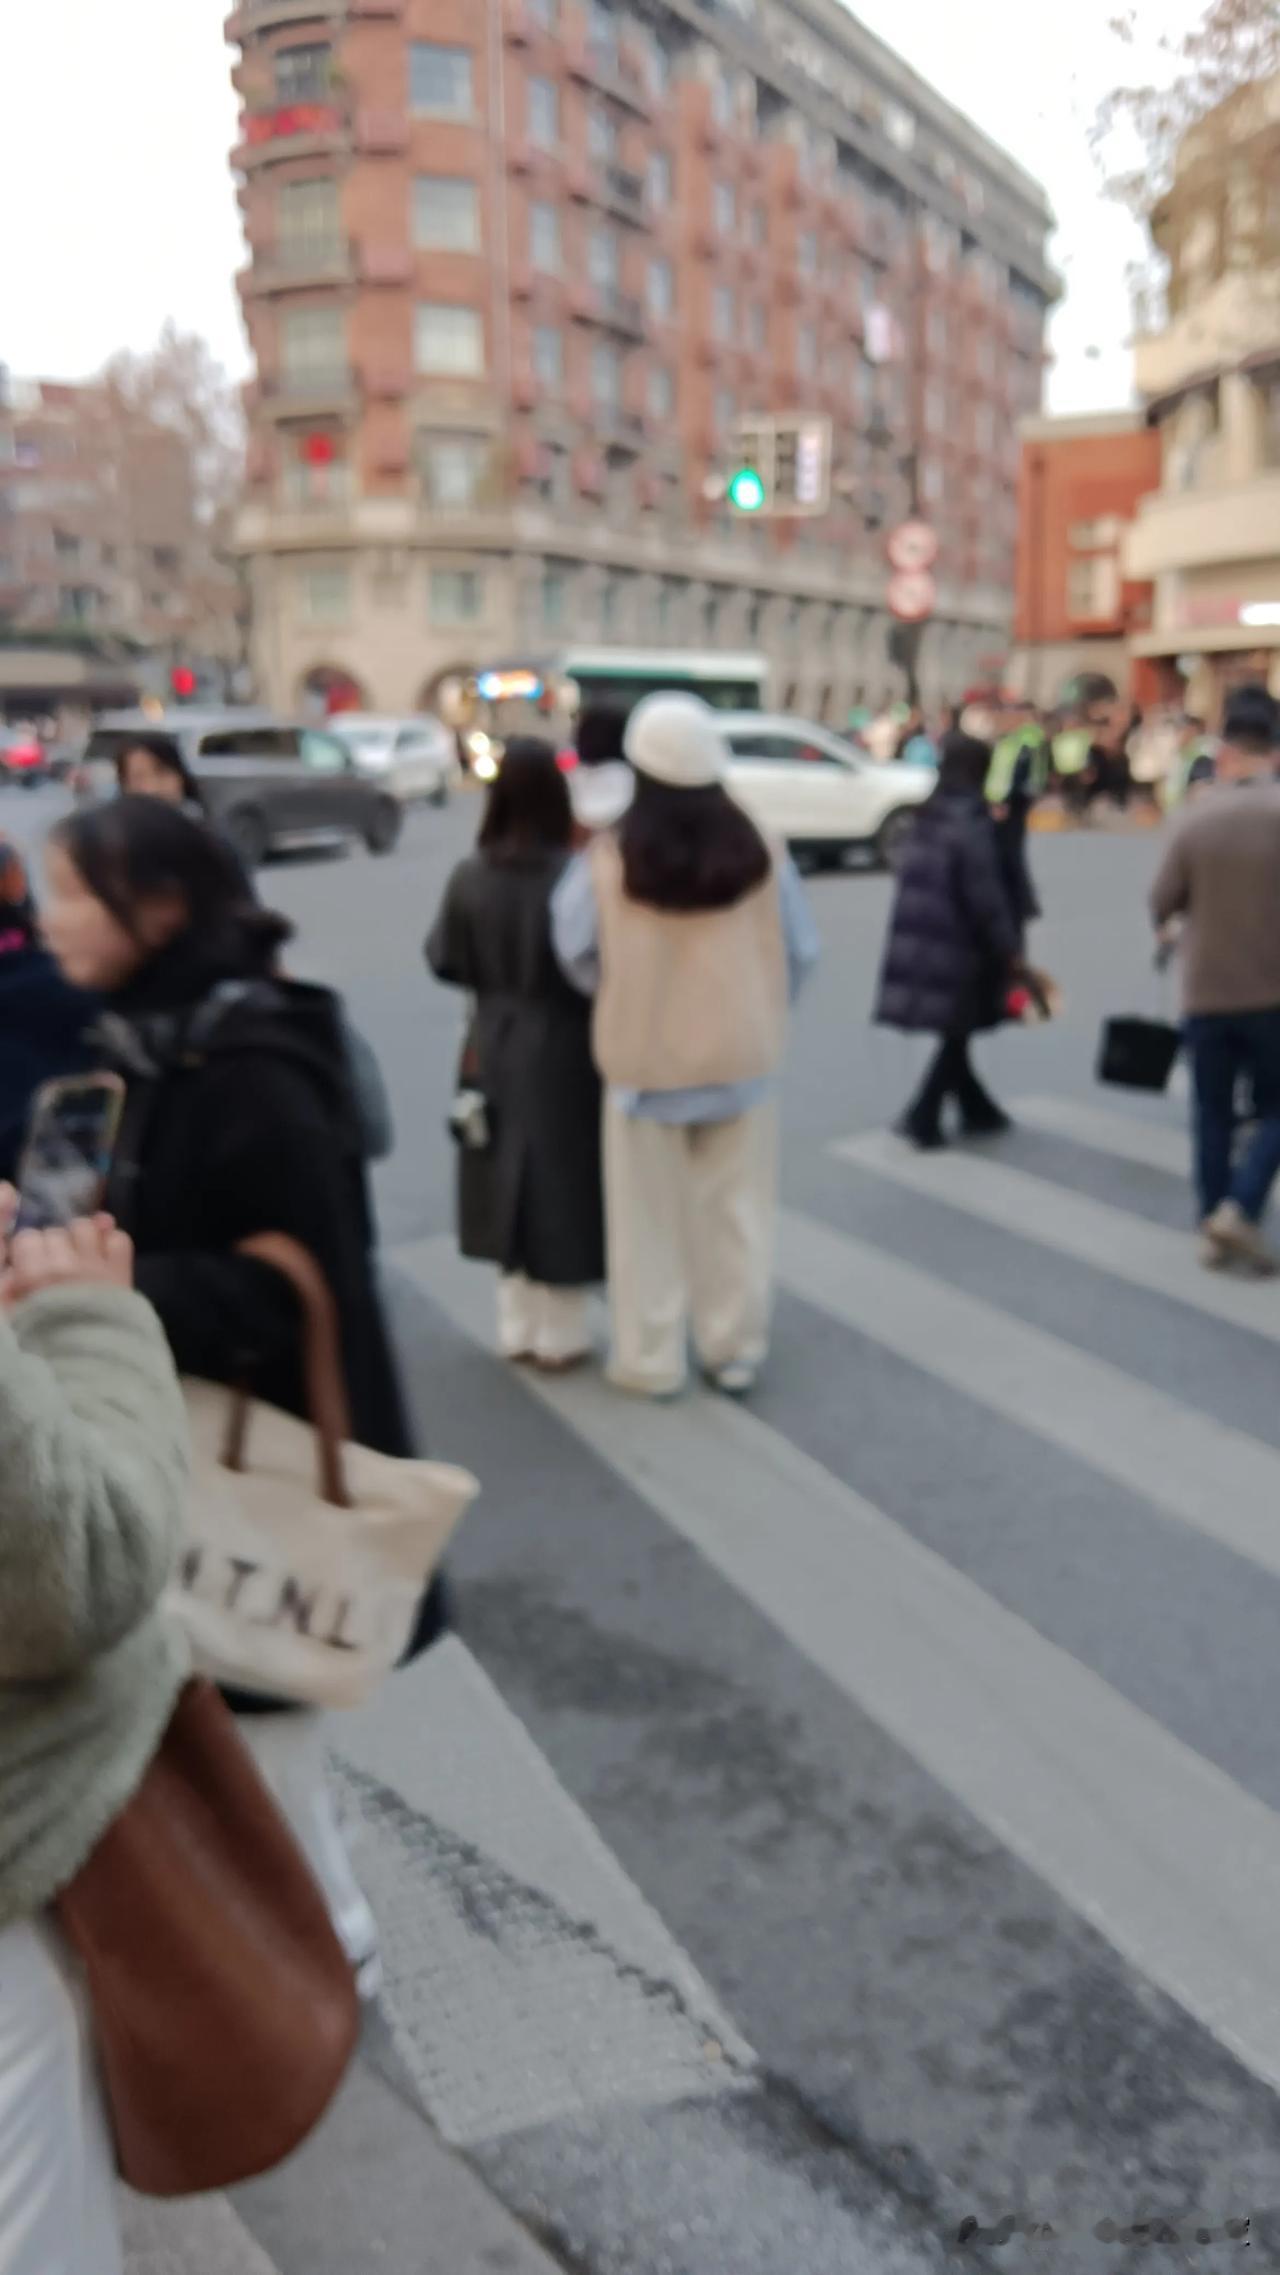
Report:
588,102,618,164
530,201,560,271
282,446,351,509
527,75,559,147
714,386,735,433
798,230,817,277
714,180,736,234
1066,554,1118,622
713,284,734,341
413,177,481,252
274,43,331,103
536,443,570,506
528,0,558,25
410,44,473,118
925,381,945,431
298,563,349,622
921,458,942,504
277,179,341,264
599,573,621,636
710,70,732,127
281,305,346,386
749,204,767,249
648,256,674,320
591,339,622,407
532,323,563,385
542,564,569,628
649,363,674,417
748,302,766,353
589,225,619,289
797,323,816,377
647,38,671,96
415,303,485,375
418,433,489,508
588,0,618,65
430,566,484,625
647,150,672,209
927,305,948,357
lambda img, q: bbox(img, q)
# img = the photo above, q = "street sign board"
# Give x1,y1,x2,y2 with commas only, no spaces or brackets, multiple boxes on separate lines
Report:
887,569,936,623
887,519,939,574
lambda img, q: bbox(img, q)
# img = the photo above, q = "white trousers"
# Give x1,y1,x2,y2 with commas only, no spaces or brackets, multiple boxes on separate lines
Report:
497,1274,592,1365
0,1917,120,2275
236,1711,378,1976
604,1099,778,1394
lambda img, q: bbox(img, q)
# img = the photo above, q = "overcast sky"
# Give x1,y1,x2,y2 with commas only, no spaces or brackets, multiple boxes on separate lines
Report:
0,0,1163,413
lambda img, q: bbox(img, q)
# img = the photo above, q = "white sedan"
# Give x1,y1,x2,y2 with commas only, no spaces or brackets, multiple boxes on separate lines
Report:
718,713,932,869
329,714,458,806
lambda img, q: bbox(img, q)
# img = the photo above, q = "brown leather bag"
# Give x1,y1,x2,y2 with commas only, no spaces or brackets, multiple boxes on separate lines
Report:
56,1676,360,2197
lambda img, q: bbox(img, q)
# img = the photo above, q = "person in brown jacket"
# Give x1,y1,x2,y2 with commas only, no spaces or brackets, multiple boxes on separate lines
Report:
552,694,818,1399
1150,683,1280,1272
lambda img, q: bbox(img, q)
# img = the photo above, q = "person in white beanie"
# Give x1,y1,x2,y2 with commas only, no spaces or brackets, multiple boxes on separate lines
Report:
552,693,818,1398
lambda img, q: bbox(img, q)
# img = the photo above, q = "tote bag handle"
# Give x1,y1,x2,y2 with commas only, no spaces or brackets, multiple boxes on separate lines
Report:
221,1233,353,1509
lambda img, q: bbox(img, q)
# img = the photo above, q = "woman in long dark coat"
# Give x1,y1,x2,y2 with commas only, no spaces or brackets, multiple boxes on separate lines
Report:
874,732,1021,1149
427,738,604,1369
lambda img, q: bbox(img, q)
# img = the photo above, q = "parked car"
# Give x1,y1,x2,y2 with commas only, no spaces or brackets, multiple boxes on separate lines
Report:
718,712,932,870
0,728,50,790
77,708,403,866
327,713,457,805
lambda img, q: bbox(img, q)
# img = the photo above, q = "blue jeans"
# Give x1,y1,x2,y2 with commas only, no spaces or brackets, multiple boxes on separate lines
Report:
1185,1008,1280,1222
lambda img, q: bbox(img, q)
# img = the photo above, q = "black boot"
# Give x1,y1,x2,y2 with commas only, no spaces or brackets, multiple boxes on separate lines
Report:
953,1043,1011,1136
897,1109,947,1150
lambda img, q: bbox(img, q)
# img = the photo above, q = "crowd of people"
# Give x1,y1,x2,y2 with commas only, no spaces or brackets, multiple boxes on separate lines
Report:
2,669,1280,2266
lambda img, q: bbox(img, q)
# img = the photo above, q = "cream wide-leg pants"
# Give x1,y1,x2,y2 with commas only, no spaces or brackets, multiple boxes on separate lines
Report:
236,1711,379,1988
604,1098,778,1395
0,1917,120,2275
496,1275,592,1367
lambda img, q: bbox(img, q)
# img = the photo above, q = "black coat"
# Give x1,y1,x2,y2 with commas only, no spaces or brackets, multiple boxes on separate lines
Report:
0,947,96,1181
874,789,1020,1038
96,952,412,1459
427,850,605,1288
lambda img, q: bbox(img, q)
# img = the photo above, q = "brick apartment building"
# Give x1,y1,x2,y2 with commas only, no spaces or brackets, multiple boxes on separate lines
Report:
1010,410,1162,707
226,0,1056,721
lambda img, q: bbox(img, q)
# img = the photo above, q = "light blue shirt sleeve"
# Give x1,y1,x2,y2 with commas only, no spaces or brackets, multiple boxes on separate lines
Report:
778,855,820,1003
550,853,601,995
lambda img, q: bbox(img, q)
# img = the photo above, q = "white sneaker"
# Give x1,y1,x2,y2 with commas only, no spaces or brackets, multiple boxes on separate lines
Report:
710,1360,758,1398
1202,1201,1280,1276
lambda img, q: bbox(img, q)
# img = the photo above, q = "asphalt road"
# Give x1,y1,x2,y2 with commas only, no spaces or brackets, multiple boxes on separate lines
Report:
10,784,1280,2274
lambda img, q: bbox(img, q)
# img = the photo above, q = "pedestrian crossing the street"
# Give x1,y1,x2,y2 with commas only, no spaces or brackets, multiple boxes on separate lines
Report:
128,1090,1280,2271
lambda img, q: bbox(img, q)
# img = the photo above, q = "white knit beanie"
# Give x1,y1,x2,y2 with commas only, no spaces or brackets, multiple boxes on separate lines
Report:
623,693,728,789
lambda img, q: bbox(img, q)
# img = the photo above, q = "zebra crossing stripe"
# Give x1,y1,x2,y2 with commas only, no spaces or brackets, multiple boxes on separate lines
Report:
1012,1093,1190,1177
834,1128,1280,1342
400,1235,1280,2097
775,1206,1280,1585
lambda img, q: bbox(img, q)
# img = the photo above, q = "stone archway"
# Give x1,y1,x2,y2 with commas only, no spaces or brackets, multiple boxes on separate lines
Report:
299,664,368,720
417,663,476,727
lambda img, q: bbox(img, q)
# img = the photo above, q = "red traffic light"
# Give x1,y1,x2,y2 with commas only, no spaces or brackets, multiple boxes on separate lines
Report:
170,666,197,700
302,433,336,466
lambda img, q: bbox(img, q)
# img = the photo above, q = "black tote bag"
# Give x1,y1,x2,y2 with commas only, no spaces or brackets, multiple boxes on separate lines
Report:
1096,1014,1182,1093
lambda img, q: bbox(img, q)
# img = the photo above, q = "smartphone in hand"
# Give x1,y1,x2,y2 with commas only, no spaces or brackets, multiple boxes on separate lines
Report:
14,1075,126,1234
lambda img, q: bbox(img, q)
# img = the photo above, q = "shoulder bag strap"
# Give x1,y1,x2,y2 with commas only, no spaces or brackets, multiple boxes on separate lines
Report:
221,1233,353,1508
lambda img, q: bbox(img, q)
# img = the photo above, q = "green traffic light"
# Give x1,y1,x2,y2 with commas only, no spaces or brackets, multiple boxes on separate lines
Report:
727,465,766,513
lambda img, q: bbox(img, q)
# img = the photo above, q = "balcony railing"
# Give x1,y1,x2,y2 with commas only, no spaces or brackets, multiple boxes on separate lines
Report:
258,369,359,421
596,287,646,339
242,237,355,294
229,0,341,33
603,164,645,226
564,32,651,116
235,101,346,167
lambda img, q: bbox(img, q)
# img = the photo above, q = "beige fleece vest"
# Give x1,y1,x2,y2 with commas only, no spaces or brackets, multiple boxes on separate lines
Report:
590,835,788,1091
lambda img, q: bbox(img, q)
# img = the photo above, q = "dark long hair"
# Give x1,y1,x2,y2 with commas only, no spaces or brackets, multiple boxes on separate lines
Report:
51,797,292,978
115,732,199,802
931,730,993,800
478,737,572,863
619,774,771,912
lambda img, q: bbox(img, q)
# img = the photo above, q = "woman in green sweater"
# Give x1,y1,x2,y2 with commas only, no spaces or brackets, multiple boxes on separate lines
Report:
0,1199,188,2274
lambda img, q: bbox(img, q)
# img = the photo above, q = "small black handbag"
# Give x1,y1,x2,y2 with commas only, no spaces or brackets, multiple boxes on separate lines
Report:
1096,1014,1181,1093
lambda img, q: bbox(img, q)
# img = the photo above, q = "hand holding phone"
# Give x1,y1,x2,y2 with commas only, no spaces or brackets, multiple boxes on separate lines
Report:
14,1075,125,1235
1,1213,134,1308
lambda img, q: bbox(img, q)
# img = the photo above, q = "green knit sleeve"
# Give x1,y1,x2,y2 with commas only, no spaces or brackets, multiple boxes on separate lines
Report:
0,1286,189,1679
